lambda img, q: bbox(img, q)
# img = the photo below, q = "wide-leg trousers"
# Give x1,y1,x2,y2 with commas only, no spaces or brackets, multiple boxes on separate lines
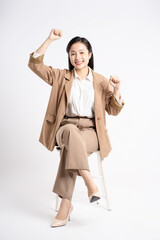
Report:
52,116,100,201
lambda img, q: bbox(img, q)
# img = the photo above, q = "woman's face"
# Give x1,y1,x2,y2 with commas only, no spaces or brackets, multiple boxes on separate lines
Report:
69,42,92,70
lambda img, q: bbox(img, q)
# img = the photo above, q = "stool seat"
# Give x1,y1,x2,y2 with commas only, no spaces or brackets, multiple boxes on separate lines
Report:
55,147,112,211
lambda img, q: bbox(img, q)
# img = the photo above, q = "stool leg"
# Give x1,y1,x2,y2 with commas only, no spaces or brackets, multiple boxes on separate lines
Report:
97,152,112,211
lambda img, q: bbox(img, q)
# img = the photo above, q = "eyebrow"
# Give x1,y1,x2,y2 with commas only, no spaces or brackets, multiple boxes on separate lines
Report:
70,49,85,52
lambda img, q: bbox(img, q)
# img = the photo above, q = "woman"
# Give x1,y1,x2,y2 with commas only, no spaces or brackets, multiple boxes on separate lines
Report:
28,28,125,227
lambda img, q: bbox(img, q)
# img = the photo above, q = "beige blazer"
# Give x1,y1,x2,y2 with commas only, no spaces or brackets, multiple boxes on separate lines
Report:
28,52,125,159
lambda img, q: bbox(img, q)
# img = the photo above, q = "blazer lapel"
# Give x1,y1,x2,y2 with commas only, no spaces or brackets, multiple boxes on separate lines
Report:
64,69,75,108
91,69,104,113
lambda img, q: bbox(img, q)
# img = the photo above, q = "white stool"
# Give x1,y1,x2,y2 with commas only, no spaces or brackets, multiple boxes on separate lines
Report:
55,147,112,211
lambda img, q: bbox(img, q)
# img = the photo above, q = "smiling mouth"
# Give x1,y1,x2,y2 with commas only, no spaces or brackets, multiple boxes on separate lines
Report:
75,61,84,65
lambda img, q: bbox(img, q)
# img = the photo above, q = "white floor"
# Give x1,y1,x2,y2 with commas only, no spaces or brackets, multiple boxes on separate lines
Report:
0,171,160,240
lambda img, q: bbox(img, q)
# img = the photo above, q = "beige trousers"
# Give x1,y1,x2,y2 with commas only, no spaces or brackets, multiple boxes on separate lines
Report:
52,116,100,201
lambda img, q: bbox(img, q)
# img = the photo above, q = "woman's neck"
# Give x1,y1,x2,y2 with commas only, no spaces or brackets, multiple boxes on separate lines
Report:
74,66,89,79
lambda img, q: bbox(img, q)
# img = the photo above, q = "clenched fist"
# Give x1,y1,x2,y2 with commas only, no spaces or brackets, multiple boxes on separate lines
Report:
48,29,63,41
109,75,121,90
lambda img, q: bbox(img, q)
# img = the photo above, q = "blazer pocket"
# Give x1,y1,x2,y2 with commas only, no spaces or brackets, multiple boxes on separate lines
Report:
45,114,56,123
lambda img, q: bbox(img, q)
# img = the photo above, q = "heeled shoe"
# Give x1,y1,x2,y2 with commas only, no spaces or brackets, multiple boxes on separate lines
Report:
51,204,73,228
88,187,101,203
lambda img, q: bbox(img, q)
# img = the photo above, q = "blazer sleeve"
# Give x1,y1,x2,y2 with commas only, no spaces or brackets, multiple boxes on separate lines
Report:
28,52,62,86
103,77,125,116
32,52,41,58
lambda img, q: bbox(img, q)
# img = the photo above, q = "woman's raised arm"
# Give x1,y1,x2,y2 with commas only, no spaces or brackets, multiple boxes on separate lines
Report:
28,29,63,86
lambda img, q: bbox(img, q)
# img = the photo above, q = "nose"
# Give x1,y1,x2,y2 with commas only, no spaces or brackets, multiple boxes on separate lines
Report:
75,53,81,60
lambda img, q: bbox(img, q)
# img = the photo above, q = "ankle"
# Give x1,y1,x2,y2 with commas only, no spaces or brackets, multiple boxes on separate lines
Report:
87,182,97,193
61,198,71,207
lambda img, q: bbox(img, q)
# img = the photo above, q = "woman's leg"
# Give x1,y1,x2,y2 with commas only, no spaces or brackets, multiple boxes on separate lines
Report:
52,122,90,220
78,169,98,197
54,198,72,220
78,126,100,196
52,118,99,220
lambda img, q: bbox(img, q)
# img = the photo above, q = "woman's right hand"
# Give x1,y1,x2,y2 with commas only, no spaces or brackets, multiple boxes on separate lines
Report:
48,29,63,41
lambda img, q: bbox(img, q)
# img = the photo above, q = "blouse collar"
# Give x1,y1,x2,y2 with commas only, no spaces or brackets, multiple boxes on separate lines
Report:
74,66,93,82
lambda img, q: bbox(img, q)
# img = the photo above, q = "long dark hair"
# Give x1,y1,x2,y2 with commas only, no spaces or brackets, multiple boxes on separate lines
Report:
66,36,94,71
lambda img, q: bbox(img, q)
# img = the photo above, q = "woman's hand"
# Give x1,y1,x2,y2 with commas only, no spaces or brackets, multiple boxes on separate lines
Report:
109,75,121,90
109,75,121,99
48,29,63,41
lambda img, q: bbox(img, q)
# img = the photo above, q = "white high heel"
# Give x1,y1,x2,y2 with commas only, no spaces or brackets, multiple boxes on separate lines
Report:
51,204,73,228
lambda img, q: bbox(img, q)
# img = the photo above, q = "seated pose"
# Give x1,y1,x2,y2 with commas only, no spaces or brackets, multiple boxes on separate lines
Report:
28,28,125,228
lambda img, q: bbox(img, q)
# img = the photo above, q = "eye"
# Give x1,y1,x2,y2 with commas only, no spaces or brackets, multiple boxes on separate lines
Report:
71,53,75,55
80,52,84,54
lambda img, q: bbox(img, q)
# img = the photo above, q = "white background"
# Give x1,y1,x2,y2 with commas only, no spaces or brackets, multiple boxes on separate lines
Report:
1,0,160,239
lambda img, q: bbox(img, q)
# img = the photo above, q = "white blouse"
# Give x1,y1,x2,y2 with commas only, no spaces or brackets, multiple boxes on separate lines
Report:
32,52,123,118
66,66,95,118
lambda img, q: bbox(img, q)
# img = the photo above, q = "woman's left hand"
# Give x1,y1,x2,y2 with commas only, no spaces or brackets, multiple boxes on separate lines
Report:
109,75,121,90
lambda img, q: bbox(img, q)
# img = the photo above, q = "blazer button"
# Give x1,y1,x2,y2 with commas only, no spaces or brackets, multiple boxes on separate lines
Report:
97,117,101,120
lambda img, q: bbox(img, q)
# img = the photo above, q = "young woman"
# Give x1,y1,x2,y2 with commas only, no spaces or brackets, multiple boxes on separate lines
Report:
28,28,125,227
